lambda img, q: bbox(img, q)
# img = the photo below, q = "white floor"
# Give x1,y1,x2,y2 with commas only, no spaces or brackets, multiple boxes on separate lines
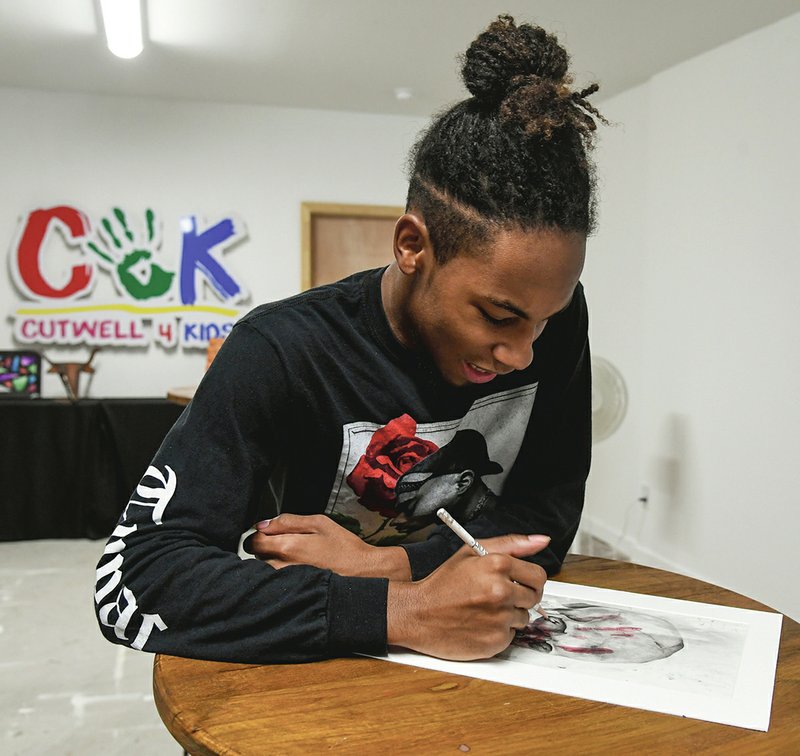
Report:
0,534,623,755
0,540,179,755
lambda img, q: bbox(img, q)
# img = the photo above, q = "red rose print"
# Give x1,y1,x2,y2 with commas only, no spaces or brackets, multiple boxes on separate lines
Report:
346,414,438,517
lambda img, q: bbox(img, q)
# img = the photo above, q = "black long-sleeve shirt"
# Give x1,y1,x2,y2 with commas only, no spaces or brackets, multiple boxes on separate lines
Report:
93,267,591,663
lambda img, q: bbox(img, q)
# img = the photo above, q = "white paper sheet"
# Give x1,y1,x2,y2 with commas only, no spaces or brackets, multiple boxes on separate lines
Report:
374,580,783,731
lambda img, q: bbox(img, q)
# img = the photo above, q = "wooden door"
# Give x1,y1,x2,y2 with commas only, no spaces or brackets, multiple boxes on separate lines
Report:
301,202,403,290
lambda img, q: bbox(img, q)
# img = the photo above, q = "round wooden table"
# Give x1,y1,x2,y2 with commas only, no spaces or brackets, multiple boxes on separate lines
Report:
166,385,196,406
153,555,800,754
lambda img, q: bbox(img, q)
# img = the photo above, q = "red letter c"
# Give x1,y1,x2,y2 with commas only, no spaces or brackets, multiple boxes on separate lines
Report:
14,206,93,299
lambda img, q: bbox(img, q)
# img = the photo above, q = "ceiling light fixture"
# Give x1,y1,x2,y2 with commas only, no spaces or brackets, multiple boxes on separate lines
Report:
100,0,143,59
394,87,413,101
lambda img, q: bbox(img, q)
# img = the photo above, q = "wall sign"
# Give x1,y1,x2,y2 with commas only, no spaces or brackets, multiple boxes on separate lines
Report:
7,205,249,349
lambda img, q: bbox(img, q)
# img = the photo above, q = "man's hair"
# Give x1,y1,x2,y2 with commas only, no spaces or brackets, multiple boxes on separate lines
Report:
406,15,606,264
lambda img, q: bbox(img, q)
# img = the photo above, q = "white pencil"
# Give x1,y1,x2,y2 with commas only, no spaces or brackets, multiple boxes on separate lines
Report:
436,507,488,555
436,507,547,621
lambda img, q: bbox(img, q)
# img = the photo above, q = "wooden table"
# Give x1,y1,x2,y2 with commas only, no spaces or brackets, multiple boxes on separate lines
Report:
153,555,800,754
166,385,196,406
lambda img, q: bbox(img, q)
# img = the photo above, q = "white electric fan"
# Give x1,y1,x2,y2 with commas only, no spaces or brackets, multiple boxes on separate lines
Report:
591,356,628,443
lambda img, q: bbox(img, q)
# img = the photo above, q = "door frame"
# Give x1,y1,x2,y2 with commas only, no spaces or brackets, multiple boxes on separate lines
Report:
300,202,404,291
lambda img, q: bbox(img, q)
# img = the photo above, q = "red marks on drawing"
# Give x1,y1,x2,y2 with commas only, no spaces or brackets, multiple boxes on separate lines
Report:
557,626,644,654
575,626,642,637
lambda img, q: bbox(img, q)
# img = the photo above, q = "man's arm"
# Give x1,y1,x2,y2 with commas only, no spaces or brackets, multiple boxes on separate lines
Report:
94,322,550,664
243,518,551,660
94,323,390,663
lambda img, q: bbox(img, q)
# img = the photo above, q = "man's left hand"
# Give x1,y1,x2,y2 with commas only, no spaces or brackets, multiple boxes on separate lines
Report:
242,513,412,580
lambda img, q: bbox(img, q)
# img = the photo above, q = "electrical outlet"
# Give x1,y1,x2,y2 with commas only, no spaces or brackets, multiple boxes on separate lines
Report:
638,485,650,505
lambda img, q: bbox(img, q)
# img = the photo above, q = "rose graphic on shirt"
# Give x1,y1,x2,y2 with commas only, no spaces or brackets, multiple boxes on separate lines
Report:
346,414,438,517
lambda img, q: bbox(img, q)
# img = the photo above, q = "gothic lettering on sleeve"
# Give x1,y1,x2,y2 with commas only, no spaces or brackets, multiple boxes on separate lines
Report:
123,464,176,525
94,465,177,650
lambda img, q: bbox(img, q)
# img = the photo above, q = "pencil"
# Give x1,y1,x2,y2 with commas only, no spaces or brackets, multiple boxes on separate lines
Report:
436,507,488,555
435,507,547,621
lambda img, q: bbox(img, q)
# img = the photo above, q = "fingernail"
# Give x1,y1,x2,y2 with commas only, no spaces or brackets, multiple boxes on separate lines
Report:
256,519,272,531
527,534,551,545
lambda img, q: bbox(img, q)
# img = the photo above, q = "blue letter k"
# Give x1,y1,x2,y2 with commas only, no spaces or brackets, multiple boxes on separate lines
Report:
179,216,244,305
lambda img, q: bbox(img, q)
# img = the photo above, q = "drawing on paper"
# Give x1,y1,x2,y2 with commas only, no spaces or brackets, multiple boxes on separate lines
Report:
376,580,782,730
499,594,749,699
512,601,684,663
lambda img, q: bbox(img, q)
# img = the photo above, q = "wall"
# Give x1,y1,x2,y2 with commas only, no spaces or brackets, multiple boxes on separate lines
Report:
0,88,426,397
583,12,800,620
3,16,799,622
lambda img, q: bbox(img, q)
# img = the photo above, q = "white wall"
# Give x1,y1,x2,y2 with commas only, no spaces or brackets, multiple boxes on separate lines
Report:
584,12,800,620
0,89,426,397
4,16,799,621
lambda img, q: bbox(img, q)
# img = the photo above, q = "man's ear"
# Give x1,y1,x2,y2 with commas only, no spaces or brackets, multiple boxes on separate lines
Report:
456,470,475,495
393,213,432,275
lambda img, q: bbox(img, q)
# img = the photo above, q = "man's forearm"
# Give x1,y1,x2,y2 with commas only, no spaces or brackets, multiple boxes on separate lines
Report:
367,545,412,581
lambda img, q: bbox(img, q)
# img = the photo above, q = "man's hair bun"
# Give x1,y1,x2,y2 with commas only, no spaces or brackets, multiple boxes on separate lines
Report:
460,15,604,141
406,14,606,255
461,15,569,107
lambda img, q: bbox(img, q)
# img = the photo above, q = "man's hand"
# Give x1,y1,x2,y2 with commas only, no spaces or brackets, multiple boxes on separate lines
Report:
243,514,412,580
387,533,549,661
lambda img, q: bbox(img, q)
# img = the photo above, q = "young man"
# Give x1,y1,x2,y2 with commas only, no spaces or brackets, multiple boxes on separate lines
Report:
94,15,601,664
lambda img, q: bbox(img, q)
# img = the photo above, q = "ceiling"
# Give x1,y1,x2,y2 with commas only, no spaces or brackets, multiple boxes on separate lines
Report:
1,0,799,116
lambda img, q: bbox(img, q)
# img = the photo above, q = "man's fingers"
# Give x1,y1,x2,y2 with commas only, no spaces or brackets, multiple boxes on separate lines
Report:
481,533,551,558
243,531,296,558
511,607,533,630
242,531,280,556
254,513,325,535
508,557,547,593
242,532,257,554
510,579,541,613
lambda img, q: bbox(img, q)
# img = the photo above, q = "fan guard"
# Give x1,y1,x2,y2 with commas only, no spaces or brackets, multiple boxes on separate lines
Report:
591,356,628,443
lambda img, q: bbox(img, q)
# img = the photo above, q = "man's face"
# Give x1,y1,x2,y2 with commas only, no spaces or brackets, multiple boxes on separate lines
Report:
395,470,471,517
405,227,585,387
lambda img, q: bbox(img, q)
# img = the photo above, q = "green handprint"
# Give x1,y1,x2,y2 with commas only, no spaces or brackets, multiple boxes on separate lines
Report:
85,208,174,300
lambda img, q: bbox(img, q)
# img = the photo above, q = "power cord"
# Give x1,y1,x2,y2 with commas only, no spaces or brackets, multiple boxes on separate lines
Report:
615,489,649,555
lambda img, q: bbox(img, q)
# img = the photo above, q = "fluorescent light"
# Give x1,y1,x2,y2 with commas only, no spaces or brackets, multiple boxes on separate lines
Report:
100,0,143,59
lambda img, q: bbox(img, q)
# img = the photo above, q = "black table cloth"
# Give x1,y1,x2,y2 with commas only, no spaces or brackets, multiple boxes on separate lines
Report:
0,398,184,540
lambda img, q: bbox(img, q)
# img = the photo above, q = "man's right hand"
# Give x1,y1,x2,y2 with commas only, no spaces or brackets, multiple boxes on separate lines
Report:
386,533,550,660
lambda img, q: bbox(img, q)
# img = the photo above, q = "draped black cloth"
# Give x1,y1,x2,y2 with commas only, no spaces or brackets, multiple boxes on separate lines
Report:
0,398,184,540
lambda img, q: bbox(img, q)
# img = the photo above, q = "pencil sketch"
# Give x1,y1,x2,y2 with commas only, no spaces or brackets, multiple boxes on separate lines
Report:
512,601,684,663
499,594,748,698
377,580,782,730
